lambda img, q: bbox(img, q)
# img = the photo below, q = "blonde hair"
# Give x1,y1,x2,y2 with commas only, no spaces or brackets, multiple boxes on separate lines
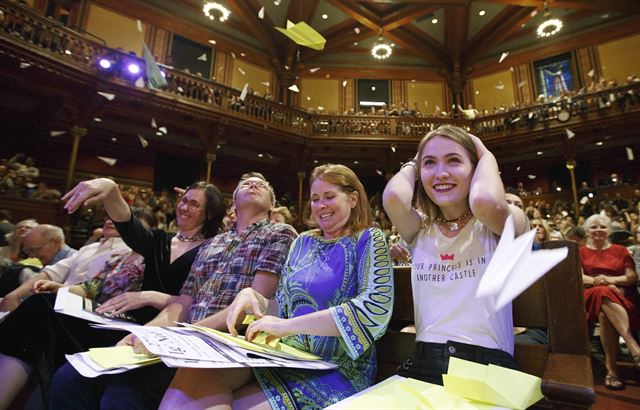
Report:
306,164,371,235
415,125,478,223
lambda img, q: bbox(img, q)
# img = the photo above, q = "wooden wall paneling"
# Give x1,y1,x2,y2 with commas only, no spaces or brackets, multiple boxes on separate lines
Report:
153,28,170,65
391,80,404,107
342,79,355,114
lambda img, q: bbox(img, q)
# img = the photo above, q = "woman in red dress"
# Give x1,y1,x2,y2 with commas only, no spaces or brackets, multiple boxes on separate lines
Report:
581,214,640,390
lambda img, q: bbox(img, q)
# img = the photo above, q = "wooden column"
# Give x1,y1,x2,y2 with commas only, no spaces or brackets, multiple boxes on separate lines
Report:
65,125,87,192
566,160,580,218
205,153,216,183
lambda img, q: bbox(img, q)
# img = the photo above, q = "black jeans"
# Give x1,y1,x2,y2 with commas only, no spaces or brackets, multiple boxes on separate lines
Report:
397,340,518,385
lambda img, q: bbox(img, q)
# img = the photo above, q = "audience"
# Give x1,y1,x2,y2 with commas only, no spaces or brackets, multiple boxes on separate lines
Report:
159,164,392,409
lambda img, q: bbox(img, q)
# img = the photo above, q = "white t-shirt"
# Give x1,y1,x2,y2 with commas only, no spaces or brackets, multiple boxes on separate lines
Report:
408,217,514,355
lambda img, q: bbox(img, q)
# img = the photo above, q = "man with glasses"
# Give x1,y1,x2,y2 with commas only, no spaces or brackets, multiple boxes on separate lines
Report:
51,172,297,409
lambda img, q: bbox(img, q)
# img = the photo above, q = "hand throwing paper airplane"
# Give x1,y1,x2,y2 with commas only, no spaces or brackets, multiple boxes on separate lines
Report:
275,20,326,50
476,214,568,310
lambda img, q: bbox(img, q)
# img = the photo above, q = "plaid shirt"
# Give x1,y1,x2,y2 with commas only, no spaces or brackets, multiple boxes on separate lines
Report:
181,219,296,323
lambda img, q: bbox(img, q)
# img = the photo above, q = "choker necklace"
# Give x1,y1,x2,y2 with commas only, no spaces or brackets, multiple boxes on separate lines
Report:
435,210,473,232
176,232,204,242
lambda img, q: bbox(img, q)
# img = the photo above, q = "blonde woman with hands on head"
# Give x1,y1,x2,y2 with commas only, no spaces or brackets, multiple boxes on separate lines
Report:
383,125,528,385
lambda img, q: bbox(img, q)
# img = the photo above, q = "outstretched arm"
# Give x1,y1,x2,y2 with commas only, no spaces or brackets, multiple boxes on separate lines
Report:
62,178,131,222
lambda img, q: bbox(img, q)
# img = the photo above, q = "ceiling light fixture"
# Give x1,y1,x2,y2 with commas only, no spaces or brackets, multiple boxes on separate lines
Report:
203,2,230,22
371,30,392,60
537,2,562,38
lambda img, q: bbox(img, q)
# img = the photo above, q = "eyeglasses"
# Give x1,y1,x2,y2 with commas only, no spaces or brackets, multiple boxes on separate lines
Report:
24,240,51,254
239,180,268,190
178,197,201,211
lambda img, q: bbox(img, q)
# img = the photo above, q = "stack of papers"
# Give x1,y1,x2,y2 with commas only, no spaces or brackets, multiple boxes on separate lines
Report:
328,358,543,409
67,323,336,376
67,346,160,378
54,287,139,326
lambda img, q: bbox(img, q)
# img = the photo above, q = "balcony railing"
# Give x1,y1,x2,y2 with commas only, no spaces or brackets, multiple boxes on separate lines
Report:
2,0,640,141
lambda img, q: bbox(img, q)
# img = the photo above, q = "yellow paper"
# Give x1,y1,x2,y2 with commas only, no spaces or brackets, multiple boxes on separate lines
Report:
184,324,321,361
274,20,326,50
242,314,256,325
86,346,160,369
444,357,543,410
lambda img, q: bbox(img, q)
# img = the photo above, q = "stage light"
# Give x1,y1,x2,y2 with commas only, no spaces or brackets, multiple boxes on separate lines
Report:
127,63,140,74
99,59,112,69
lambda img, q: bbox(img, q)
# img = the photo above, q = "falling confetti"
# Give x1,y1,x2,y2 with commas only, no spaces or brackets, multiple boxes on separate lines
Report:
626,147,635,160
198,53,207,61
19,62,31,68
309,67,320,73
288,84,300,92
50,131,66,137
158,126,168,134
136,19,142,32
565,129,575,139
230,52,236,59
261,81,270,87
587,69,595,77
517,81,527,88
97,156,117,166
238,67,246,75
258,7,265,19
151,118,157,128
138,134,149,148
342,80,348,87
354,27,360,34
97,91,115,101
499,52,509,63
240,83,249,101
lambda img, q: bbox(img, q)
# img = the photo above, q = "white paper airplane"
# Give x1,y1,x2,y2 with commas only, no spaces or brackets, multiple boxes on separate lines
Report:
565,129,575,139
627,147,635,161
499,52,509,63
138,134,149,148
288,84,299,93
136,19,142,33
476,215,568,310
258,7,265,19
97,92,115,101
97,156,117,166
309,67,320,73
240,83,249,101
158,126,168,134
151,118,157,128
197,53,207,61
50,131,66,137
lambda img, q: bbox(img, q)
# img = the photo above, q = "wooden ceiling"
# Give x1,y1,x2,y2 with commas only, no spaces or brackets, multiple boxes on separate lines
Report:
142,0,640,75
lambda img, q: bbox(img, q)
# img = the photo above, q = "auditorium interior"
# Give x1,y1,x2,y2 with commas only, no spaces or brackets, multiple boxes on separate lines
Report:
1,0,640,407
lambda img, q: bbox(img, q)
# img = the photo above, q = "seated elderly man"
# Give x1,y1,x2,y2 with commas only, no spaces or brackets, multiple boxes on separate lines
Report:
0,224,77,308
50,172,297,409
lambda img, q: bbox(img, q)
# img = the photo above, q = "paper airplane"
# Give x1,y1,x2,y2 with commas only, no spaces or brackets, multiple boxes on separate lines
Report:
50,131,66,137
261,81,270,87
240,83,249,101
137,134,149,148
528,174,536,179
627,147,635,161
151,118,157,128
284,64,289,70
317,106,324,111
19,62,31,68
288,84,299,93
354,27,360,34
158,126,167,134
177,86,184,93
274,0,281,5
517,81,527,88
309,67,320,73
136,19,142,33
258,6,265,19
306,96,311,101
93,117,102,122
97,91,115,101
134,77,145,88
499,52,509,63
495,83,505,90
443,357,544,410
275,20,326,50
476,215,568,311
238,67,246,75
111,137,117,142
97,156,117,166
197,53,207,61
516,166,521,171
230,52,236,59
587,69,595,77
565,128,575,139
342,80,348,87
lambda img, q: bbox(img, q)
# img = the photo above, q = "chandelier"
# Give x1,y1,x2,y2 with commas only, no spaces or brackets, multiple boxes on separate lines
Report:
371,31,392,60
203,2,230,22
537,2,562,38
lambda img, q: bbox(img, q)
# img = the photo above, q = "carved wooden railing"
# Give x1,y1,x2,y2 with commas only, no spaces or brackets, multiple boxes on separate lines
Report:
2,0,640,142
